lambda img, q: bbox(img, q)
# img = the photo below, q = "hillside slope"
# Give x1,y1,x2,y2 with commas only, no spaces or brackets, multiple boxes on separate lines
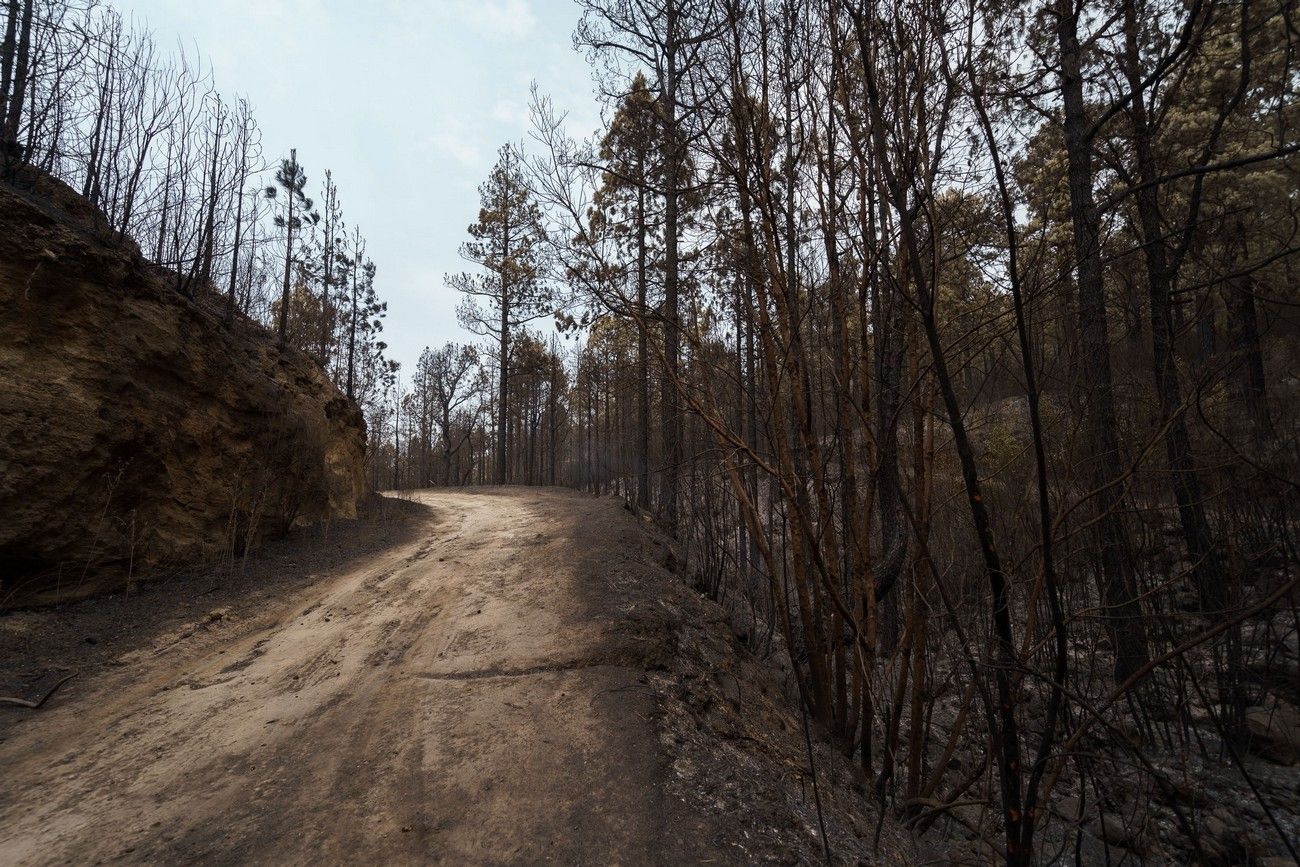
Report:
0,174,366,605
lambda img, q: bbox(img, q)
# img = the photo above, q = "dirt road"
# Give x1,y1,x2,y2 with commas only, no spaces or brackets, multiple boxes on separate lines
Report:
0,489,701,865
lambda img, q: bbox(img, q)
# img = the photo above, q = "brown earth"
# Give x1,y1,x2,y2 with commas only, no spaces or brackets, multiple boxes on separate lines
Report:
0,488,909,865
0,174,366,606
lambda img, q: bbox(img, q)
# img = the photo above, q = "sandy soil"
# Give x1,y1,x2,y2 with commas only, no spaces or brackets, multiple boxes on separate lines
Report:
0,489,714,865
1,487,914,865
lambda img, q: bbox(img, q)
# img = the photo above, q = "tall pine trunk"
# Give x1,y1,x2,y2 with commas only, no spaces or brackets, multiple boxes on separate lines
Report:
277,151,297,348
1,0,32,178
661,6,681,533
1056,1,1149,680
636,178,651,511
1122,7,1225,613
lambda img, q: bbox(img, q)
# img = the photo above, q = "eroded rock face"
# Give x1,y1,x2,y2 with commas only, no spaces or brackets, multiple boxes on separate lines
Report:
0,175,367,604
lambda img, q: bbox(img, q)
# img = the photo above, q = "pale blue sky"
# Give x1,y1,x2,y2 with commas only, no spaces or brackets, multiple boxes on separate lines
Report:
118,0,601,374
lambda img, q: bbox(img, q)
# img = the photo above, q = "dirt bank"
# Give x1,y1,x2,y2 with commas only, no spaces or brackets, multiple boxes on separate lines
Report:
0,173,366,606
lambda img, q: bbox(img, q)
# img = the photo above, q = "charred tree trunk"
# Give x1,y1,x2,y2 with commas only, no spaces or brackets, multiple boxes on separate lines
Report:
1,0,32,178
1056,0,1149,680
1121,6,1226,613
636,176,651,511
661,4,682,534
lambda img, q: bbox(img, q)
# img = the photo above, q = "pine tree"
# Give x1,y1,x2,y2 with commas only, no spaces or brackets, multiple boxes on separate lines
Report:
339,235,384,403
266,149,318,347
448,143,551,485
317,170,344,362
592,72,664,511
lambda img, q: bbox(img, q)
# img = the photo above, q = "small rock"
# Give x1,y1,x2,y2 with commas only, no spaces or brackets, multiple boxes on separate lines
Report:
1162,776,1209,808
1052,795,1084,822
715,672,742,708
1199,812,1248,864
1244,702,1300,765
1091,812,1144,852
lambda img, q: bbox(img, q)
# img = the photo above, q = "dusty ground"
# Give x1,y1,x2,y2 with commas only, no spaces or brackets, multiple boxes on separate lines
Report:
0,488,906,865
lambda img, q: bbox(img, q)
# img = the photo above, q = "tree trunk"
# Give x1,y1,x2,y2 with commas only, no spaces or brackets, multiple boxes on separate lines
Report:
636,176,651,511
661,5,681,533
346,229,363,398
1056,0,1149,680
226,150,246,322
277,151,297,347
199,108,222,289
1,0,32,178
497,308,509,485
0,1,18,126
1226,268,1271,437
1122,5,1226,612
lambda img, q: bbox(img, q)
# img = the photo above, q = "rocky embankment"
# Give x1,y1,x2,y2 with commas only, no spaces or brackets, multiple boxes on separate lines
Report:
0,172,367,605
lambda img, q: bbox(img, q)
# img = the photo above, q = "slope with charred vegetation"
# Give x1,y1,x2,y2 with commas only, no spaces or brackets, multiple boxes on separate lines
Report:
0,171,367,606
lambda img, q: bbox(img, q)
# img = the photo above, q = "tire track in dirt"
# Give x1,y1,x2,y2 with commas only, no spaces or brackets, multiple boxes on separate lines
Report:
0,489,677,865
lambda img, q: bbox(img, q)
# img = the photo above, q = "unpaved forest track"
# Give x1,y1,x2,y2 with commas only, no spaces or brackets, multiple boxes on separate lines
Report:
0,489,690,865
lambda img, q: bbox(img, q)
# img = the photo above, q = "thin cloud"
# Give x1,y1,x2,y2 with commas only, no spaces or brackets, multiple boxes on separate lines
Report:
425,116,488,174
491,98,528,129
450,0,536,40
429,133,483,171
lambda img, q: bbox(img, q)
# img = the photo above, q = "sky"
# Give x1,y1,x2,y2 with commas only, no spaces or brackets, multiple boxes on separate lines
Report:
116,0,603,376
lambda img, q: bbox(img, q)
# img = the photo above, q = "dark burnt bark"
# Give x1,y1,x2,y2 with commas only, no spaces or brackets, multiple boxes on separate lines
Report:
1056,0,1149,681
